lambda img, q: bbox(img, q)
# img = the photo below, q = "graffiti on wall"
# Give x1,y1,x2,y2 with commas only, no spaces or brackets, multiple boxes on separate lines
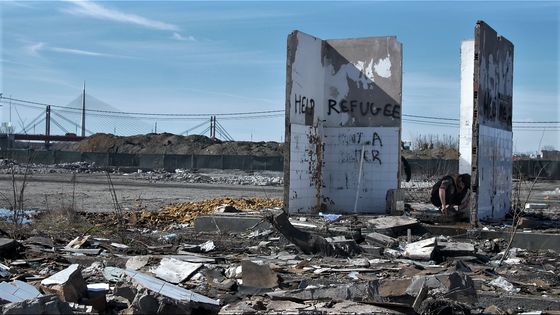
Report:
284,31,402,214
471,21,514,222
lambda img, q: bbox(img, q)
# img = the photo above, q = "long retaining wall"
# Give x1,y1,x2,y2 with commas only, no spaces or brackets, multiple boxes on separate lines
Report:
0,149,558,179
0,149,283,172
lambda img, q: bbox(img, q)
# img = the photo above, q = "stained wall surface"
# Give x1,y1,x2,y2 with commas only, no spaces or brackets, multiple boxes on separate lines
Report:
459,40,475,174
284,31,402,214
470,21,514,221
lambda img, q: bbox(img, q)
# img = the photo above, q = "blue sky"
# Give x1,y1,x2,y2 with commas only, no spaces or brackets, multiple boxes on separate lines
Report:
1,1,558,153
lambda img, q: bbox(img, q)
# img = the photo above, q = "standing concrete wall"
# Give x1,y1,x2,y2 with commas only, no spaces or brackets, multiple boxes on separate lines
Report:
461,21,514,222
284,31,402,214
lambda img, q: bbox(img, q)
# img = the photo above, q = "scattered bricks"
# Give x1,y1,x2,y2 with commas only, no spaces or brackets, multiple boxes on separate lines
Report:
40,264,87,303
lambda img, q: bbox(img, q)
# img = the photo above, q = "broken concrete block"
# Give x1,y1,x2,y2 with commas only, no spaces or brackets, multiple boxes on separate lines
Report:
404,237,437,260
241,260,278,289
360,245,383,257
120,268,219,307
0,280,42,303
367,216,418,233
126,256,150,271
407,272,477,304
1,295,74,315
265,209,360,257
366,232,397,247
438,241,475,257
153,257,202,284
40,264,87,303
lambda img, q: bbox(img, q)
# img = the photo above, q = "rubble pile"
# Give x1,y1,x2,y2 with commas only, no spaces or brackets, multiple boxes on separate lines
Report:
136,197,283,227
0,202,558,314
132,169,283,186
55,133,283,156
83,197,284,230
0,159,284,186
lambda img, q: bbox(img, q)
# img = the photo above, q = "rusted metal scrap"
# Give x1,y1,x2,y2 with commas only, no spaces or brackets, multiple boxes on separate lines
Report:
264,209,361,257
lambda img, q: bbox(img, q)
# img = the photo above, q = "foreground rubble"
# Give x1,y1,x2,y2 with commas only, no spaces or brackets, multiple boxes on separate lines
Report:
0,198,558,314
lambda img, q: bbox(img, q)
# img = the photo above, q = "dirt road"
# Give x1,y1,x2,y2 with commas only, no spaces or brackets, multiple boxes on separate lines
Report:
0,173,283,213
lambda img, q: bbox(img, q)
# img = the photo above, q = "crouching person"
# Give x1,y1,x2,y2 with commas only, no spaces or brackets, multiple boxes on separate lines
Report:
430,173,471,216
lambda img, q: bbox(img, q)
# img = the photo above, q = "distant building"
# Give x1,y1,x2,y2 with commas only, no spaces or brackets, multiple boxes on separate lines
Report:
540,150,560,160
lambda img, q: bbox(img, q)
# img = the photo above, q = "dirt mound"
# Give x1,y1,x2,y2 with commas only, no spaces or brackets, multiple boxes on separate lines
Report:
57,133,283,156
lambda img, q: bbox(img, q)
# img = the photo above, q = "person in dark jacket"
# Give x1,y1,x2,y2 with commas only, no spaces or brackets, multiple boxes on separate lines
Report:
430,173,471,215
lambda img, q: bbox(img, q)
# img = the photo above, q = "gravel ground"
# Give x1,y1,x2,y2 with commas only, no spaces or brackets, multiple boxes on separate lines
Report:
0,159,558,214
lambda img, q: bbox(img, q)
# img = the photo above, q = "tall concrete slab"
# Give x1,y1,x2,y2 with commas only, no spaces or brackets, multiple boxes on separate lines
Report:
459,40,475,174
284,31,402,214
460,21,514,222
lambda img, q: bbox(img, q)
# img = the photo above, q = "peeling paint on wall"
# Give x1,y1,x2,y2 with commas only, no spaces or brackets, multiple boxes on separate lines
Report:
284,31,402,214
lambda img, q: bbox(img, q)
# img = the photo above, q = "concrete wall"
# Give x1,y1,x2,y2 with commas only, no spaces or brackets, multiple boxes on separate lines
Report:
469,21,514,222
285,30,402,214
0,149,283,172
459,40,475,174
0,149,558,179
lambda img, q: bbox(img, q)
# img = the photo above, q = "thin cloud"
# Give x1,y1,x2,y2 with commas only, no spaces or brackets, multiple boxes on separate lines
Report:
62,0,179,31
172,32,195,41
26,42,46,57
25,42,125,58
50,47,111,57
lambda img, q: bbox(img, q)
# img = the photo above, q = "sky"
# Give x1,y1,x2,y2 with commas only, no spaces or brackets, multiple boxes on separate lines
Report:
0,0,558,153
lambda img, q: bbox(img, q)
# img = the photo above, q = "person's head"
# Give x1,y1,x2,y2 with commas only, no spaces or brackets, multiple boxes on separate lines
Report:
457,174,471,191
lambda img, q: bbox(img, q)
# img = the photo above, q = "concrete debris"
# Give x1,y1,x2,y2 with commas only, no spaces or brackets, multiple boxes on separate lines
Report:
266,209,361,257
241,260,278,289
0,295,75,315
40,264,87,303
489,276,520,293
368,216,419,232
121,268,219,306
0,195,558,314
366,231,398,247
126,256,150,271
404,237,438,260
0,280,42,303
153,257,202,284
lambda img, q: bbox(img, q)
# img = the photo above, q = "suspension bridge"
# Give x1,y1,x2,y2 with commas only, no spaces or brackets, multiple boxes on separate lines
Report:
0,88,285,145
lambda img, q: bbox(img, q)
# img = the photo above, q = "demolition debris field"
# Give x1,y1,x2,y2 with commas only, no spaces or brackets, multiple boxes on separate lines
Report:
0,159,559,314
1,136,558,315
